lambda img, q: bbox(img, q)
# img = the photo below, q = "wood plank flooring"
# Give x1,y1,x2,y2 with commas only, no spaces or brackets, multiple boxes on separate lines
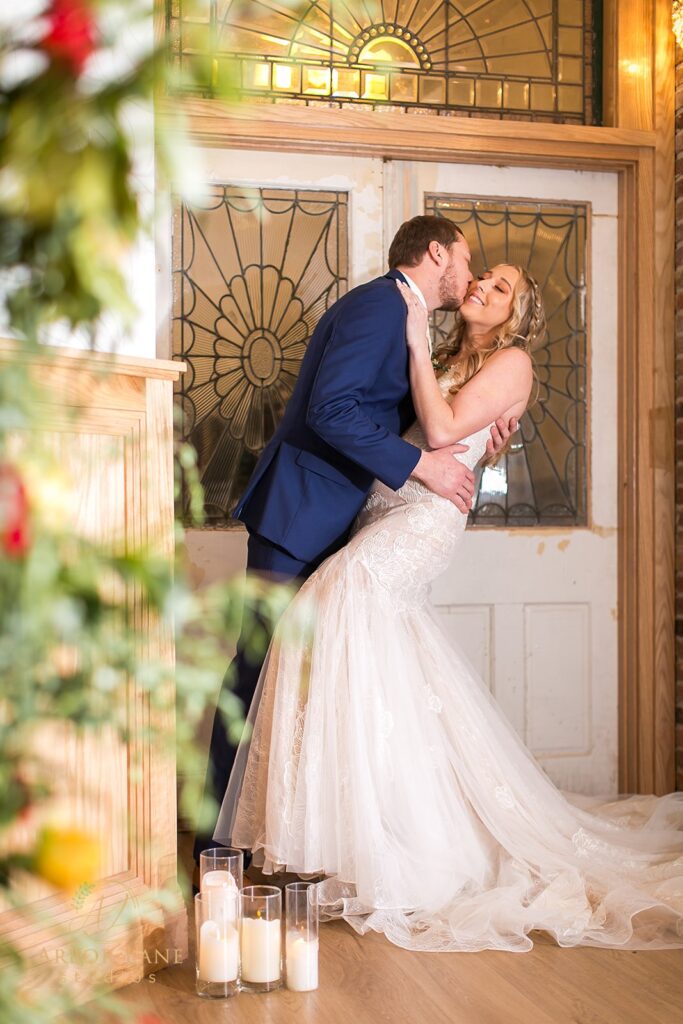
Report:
103,835,683,1024
108,917,683,1024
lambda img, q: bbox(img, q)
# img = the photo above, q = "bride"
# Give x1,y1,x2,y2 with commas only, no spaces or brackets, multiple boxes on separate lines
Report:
214,264,683,953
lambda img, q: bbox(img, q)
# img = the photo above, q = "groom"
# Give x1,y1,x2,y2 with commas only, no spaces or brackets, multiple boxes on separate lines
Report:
193,215,515,875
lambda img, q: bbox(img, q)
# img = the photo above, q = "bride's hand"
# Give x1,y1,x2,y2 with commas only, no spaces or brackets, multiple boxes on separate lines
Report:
396,280,429,353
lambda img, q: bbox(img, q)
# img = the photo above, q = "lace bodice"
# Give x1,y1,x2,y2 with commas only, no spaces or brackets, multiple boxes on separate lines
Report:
401,364,492,469
354,365,491,532
347,367,492,611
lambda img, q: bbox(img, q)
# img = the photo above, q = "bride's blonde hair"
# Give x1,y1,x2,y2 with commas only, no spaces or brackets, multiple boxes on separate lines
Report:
434,266,546,465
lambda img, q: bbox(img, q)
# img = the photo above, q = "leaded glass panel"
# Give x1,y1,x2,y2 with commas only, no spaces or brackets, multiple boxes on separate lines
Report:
424,195,587,527
167,1,600,124
173,185,348,523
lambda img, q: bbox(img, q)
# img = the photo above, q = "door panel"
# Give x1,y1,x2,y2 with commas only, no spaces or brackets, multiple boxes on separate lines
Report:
392,160,618,794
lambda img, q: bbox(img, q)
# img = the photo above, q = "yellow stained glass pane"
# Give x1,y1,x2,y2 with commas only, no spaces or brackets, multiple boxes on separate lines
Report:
273,63,301,92
476,79,503,108
558,85,584,113
242,62,270,90
474,23,549,61
558,56,583,84
362,71,388,101
358,36,420,67
332,68,360,97
468,0,535,34
302,66,331,95
503,81,530,109
448,78,475,106
487,55,549,77
559,0,584,26
390,73,418,103
419,76,446,105
530,82,556,111
558,26,583,53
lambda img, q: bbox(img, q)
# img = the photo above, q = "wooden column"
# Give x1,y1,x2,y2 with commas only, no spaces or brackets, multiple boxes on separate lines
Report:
604,0,676,794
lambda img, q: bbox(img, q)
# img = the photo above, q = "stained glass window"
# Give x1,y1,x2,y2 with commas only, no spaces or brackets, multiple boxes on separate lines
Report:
424,195,587,527
167,1,601,124
173,185,348,523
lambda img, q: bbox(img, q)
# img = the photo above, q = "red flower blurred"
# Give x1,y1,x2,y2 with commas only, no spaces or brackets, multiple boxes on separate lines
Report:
41,0,98,76
0,464,30,558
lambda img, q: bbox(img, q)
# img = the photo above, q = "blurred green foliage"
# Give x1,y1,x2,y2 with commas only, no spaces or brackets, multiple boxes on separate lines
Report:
0,3,303,1021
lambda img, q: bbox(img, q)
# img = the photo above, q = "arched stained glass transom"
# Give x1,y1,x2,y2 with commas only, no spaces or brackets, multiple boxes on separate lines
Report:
173,185,348,523
425,194,588,527
167,1,600,123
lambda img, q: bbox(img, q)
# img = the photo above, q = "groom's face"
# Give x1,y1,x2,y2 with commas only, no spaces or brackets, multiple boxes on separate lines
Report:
438,236,473,311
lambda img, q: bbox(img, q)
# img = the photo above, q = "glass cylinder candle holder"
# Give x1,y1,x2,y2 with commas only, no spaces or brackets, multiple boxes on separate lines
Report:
239,885,282,993
198,847,244,921
195,890,240,998
284,881,319,991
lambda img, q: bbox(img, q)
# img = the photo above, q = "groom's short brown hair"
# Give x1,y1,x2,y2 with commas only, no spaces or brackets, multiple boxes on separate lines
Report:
388,215,465,269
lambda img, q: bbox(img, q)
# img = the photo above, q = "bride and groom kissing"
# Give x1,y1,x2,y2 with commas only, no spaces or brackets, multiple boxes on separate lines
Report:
194,215,683,953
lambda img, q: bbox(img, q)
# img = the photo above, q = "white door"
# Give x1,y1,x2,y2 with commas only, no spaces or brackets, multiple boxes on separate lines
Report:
387,160,618,795
172,151,619,797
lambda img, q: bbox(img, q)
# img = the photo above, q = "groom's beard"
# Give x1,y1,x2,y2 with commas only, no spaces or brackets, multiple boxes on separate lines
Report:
438,267,467,311
439,295,462,312
437,285,464,312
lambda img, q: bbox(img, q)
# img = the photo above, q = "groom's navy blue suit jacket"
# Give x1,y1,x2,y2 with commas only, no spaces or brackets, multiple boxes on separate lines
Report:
233,269,422,562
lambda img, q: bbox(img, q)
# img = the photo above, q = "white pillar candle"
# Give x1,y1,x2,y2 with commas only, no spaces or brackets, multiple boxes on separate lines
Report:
198,920,239,983
201,870,238,923
285,931,319,991
240,915,282,983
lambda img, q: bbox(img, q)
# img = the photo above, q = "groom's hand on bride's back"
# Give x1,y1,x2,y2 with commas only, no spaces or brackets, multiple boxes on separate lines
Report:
412,446,475,514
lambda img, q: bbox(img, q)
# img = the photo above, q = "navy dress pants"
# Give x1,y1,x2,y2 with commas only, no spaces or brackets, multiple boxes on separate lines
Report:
192,531,322,866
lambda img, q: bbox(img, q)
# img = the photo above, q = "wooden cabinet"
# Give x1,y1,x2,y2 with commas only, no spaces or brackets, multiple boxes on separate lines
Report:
0,343,187,1001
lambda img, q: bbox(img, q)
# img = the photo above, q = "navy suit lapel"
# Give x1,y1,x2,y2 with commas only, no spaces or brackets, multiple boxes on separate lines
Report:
382,270,417,426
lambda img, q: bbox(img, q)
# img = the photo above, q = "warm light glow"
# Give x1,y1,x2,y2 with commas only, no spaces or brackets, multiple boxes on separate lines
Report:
361,72,388,100
273,64,294,89
302,67,331,94
358,36,420,67
244,62,270,89
332,68,360,98
674,1,683,47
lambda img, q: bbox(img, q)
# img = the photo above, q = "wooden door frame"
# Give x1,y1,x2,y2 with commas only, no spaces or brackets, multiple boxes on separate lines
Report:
157,1,675,795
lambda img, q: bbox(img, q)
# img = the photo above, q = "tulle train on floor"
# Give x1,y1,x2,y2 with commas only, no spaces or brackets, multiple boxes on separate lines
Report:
214,542,683,953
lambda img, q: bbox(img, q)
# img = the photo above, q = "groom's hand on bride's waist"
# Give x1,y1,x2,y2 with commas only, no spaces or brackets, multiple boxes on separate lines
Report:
412,446,475,513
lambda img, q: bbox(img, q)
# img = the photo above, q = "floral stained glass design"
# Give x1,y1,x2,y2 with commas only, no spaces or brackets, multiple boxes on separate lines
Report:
173,185,348,523
425,195,587,527
167,1,600,124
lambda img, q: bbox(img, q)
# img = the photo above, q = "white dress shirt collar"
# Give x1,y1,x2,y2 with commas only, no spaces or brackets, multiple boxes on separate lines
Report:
400,271,428,309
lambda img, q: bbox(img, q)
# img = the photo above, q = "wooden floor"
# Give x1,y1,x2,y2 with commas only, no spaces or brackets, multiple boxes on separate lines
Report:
107,834,683,1024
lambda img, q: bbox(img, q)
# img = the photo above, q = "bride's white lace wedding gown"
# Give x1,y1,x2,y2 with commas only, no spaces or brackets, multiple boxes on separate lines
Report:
214,367,683,953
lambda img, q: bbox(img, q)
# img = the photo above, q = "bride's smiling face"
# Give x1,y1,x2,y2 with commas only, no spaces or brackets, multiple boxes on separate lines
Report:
459,264,521,334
